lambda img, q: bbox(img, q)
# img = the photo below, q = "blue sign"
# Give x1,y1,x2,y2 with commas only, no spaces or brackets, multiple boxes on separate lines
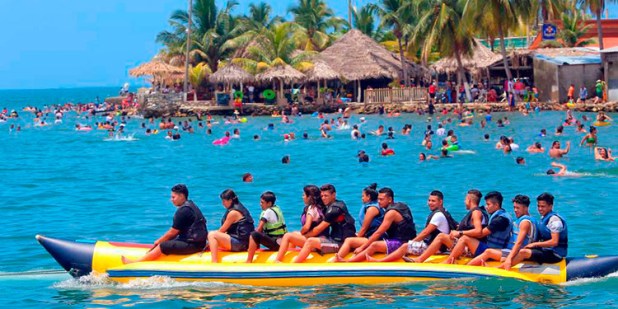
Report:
542,24,557,40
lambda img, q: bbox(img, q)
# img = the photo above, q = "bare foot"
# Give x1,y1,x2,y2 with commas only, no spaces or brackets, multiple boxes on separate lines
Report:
273,259,281,263
441,257,455,264
365,254,379,262
402,256,418,263
121,256,132,264
333,254,344,263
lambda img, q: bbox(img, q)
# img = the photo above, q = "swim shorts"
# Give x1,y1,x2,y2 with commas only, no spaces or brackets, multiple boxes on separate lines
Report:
406,240,428,256
473,242,489,257
530,248,563,264
230,236,249,252
319,237,341,254
385,239,404,254
160,240,206,255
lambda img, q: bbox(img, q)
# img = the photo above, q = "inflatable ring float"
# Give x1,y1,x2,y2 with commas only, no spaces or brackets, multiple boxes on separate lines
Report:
234,90,243,99
593,121,611,127
446,145,460,151
263,89,276,100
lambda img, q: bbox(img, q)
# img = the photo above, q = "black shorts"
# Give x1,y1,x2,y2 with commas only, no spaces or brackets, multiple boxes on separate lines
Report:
160,240,206,255
429,93,436,99
530,248,563,264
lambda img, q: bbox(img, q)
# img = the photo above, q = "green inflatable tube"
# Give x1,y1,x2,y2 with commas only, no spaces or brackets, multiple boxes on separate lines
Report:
234,90,243,99
263,89,276,100
446,145,460,151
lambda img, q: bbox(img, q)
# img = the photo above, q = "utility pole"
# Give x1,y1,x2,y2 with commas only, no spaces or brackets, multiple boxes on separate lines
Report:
348,0,352,26
183,0,193,99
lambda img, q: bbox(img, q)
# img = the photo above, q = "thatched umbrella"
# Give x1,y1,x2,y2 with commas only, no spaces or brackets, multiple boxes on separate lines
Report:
319,29,425,101
129,61,184,77
209,64,254,84
129,61,184,86
431,40,503,77
303,61,341,99
255,64,305,100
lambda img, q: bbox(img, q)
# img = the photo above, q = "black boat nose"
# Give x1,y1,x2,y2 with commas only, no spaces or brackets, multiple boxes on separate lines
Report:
36,235,95,277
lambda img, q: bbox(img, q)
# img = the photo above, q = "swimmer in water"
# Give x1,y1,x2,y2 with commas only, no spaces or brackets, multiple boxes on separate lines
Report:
549,141,570,158
594,147,615,161
546,162,569,176
527,142,545,153
381,143,395,156
516,157,526,165
242,173,253,182
371,125,385,136
580,126,597,146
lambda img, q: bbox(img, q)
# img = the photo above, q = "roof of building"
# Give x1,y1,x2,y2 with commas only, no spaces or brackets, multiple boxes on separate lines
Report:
533,48,601,65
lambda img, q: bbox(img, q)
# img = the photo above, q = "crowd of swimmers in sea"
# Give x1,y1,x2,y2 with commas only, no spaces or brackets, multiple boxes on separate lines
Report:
122,183,568,270
2,100,616,170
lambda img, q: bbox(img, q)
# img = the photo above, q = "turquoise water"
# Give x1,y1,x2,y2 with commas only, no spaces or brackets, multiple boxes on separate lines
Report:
1,87,617,307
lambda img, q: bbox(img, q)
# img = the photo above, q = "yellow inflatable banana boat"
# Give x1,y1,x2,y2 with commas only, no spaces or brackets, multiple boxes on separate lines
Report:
37,235,618,286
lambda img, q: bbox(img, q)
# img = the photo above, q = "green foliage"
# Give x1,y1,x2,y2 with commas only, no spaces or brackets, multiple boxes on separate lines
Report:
288,0,345,51
232,23,316,74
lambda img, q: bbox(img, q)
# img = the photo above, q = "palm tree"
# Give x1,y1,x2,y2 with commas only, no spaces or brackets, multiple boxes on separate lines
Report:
222,2,284,57
464,0,533,81
351,4,384,41
556,7,596,47
288,0,346,51
232,23,315,74
414,0,475,100
578,0,618,50
372,0,416,86
156,0,241,73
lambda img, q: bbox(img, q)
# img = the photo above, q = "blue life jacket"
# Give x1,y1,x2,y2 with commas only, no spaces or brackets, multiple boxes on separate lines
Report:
486,208,513,249
509,214,537,249
358,202,385,237
537,211,568,257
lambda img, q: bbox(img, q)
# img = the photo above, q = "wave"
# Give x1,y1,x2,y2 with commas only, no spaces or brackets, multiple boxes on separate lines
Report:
561,271,618,286
103,134,138,142
53,273,228,290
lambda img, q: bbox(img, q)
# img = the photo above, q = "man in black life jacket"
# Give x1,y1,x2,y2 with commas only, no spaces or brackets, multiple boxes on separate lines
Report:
293,184,356,263
121,184,208,264
401,189,488,263
345,187,416,262
367,190,457,262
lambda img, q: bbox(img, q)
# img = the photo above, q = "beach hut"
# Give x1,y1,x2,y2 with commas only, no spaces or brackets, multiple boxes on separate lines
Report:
318,29,424,102
255,64,305,104
302,61,341,100
532,48,601,102
129,60,184,85
209,64,254,105
431,40,503,79
209,64,254,85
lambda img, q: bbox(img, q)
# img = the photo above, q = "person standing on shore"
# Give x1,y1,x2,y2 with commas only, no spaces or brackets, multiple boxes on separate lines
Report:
121,184,208,264
567,84,575,103
578,85,588,103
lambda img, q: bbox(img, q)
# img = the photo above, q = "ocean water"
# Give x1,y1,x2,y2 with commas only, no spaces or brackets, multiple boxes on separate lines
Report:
1,87,617,308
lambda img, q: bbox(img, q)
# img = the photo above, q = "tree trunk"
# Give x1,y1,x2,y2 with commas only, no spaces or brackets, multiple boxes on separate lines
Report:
596,10,604,50
498,27,513,81
454,50,472,102
397,37,409,88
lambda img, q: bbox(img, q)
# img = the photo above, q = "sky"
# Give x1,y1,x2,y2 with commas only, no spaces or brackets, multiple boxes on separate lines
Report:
0,0,613,90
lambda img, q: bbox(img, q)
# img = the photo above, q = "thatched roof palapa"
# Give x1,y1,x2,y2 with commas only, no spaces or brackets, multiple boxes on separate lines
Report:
431,40,503,75
318,29,424,81
209,64,253,84
129,60,184,77
303,61,341,82
255,64,305,83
